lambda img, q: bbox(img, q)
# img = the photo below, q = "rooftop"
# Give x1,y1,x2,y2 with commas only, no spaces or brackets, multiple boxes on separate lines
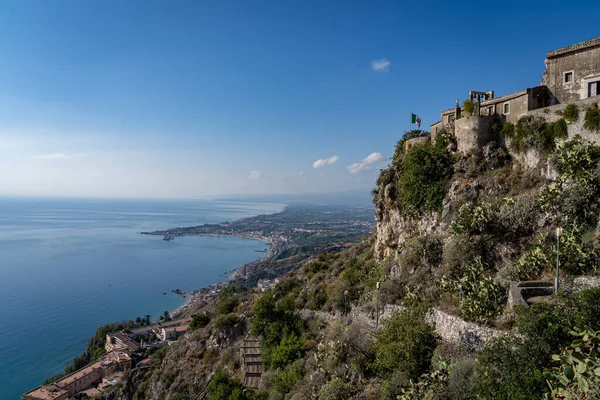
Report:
547,36,600,58
23,385,68,400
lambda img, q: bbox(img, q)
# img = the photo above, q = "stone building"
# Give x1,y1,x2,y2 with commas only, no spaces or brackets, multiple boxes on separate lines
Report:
542,36,600,103
23,351,132,400
429,36,600,153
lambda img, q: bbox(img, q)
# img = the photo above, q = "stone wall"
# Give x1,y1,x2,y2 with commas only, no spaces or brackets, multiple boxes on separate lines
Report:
301,304,505,351
454,116,494,154
525,95,600,145
403,136,430,152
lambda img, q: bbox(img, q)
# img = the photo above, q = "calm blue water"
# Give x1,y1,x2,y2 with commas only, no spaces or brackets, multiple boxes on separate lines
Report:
0,197,284,400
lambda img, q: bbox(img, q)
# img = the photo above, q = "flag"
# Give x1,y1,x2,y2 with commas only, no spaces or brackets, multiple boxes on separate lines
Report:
411,113,422,128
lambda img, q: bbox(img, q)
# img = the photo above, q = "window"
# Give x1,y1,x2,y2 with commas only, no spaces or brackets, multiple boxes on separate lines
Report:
564,71,573,83
503,102,510,114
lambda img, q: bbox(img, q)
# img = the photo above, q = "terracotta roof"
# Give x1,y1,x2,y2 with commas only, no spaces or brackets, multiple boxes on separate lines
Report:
547,36,600,58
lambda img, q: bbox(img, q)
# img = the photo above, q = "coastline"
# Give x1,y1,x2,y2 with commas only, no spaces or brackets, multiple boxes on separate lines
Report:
168,234,275,319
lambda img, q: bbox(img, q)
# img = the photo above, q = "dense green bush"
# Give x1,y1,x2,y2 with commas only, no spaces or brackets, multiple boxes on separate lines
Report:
397,139,452,214
251,290,307,368
563,103,580,122
271,359,305,396
189,313,210,330
207,370,255,400
216,294,238,315
474,336,547,399
584,104,600,131
270,333,305,369
372,307,437,380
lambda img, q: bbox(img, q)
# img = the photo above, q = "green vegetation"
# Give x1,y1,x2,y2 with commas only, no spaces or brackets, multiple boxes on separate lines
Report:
189,313,210,330
563,103,580,122
584,104,600,131
206,370,257,400
442,257,504,322
502,115,568,153
462,99,475,117
397,134,453,214
373,307,437,380
545,328,600,399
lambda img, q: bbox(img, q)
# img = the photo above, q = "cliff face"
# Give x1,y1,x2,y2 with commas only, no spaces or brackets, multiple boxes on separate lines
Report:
373,137,514,261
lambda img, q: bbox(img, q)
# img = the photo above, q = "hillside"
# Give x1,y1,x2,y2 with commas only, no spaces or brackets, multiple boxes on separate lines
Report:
102,102,600,400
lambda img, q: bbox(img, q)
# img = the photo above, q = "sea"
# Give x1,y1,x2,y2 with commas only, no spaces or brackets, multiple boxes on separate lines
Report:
0,197,284,400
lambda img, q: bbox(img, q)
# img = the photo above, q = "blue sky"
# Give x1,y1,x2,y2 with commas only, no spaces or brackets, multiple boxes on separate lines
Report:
0,0,598,198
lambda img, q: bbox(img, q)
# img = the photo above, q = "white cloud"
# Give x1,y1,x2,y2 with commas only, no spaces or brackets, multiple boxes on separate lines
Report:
347,152,384,174
370,59,390,71
249,170,266,180
34,153,70,160
312,155,340,169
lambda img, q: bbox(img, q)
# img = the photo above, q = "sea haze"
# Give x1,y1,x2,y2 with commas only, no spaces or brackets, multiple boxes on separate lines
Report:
0,197,284,400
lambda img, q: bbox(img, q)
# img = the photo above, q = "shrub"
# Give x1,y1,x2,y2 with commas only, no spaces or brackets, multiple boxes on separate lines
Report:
505,115,567,153
442,234,494,277
584,105,600,131
271,359,304,395
500,121,515,138
269,333,305,369
463,99,475,116
206,370,253,400
474,336,547,399
555,137,600,178
398,142,452,214
317,377,353,400
442,257,504,322
398,360,450,400
214,313,240,329
372,307,437,380
544,328,600,399
397,233,443,272
447,359,477,400
497,195,537,240
450,202,496,236
189,314,210,330
563,103,580,122
216,294,238,315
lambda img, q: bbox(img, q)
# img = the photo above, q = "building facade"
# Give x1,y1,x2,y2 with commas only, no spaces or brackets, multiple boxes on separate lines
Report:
542,36,600,103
